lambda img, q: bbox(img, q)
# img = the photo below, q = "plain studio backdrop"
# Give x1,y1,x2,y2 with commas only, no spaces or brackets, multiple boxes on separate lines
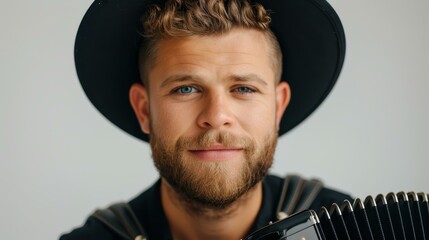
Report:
0,0,428,239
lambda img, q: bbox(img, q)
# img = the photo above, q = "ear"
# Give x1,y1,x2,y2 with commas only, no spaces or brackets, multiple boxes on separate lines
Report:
275,81,291,129
129,83,150,134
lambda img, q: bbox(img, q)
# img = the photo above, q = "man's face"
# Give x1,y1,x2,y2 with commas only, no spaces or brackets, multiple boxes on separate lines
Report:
131,28,290,208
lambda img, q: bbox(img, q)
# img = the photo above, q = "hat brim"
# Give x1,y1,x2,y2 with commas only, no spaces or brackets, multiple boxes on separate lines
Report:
75,0,345,142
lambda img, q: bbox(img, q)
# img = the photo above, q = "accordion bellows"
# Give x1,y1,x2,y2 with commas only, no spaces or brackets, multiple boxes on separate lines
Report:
319,192,429,240
244,192,429,240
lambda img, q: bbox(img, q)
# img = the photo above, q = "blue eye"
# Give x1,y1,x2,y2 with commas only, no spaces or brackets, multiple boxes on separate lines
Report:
235,87,254,94
175,86,198,94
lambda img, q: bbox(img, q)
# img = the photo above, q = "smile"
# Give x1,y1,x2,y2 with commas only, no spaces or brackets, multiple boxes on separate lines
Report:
188,147,243,161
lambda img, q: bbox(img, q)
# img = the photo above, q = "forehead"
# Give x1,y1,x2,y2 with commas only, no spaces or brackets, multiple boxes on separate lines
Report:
149,28,275,84
159,28,269,54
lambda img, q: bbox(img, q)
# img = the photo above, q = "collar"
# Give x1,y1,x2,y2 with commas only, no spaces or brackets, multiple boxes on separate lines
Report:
129,175,283,239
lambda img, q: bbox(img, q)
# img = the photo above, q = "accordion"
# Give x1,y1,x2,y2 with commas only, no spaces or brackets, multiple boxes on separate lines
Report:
244,192,429,240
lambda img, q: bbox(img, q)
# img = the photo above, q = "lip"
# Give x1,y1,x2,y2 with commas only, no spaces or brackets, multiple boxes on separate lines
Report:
188,145,243,161
190,145,242,151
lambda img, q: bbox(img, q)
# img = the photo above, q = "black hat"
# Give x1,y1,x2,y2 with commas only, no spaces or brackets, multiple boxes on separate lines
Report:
75,0,345,142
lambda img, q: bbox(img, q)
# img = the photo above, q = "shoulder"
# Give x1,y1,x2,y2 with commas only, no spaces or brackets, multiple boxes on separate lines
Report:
264,174,353,212
59,180,164,240
310,185,353,212
59,217,119,240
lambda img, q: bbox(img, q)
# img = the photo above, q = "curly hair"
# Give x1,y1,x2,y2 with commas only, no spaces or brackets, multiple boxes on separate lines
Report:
139,0,282,85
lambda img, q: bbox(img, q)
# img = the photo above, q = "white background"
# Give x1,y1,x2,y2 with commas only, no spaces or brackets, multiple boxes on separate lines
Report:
0,0,428,239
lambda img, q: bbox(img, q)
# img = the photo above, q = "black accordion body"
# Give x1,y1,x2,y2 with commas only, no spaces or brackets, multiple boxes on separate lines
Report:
244,192,429,240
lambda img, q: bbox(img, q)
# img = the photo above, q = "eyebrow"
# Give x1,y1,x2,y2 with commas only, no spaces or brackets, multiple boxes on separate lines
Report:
160,74,201,88
229,74,268,86
160,73,268,87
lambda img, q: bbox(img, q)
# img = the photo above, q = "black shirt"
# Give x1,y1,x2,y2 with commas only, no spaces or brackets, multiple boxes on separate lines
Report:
60,175,352,239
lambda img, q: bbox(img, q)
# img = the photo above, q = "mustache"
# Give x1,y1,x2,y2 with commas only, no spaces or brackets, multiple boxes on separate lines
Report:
175,131,254,150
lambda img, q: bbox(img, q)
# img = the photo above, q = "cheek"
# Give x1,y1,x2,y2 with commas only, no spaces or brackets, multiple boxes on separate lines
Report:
235,100,277,137
150,100,198,140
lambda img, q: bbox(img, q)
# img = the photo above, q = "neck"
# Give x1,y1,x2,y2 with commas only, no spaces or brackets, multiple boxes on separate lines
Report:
160,178,263,240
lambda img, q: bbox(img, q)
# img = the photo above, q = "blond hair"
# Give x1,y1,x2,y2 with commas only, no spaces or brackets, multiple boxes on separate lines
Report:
139,0,282,85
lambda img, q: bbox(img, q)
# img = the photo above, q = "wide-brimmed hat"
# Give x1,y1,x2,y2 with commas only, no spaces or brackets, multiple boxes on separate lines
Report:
75,0,345,142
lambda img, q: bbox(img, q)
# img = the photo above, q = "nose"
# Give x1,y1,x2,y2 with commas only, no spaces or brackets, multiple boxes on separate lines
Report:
196,92,235,130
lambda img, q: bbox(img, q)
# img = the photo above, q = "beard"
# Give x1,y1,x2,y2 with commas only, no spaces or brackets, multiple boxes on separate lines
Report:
150,129,278,210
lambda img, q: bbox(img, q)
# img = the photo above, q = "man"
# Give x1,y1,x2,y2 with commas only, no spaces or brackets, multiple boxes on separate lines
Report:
61,0,351,239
